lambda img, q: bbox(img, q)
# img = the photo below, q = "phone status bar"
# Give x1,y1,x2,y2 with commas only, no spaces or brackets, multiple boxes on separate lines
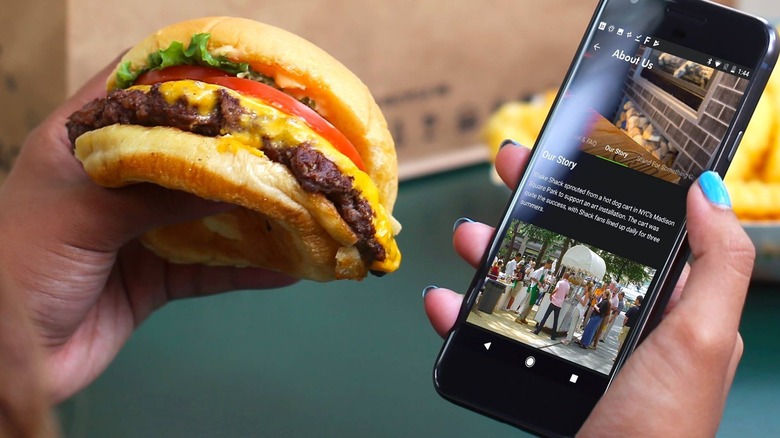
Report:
596,20,752,79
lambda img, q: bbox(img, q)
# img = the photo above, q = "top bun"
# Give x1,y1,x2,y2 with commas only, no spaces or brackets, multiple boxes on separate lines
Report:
107,16,397,211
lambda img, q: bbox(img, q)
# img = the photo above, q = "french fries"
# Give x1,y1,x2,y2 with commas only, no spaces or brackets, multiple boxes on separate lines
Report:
482,91,556,158
725,52,780,220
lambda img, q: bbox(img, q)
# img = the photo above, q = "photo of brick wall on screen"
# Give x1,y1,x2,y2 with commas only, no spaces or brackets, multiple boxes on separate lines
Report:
579,47,745,185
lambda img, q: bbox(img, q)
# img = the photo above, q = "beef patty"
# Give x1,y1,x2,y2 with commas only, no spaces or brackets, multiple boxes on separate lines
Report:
66,84,385,266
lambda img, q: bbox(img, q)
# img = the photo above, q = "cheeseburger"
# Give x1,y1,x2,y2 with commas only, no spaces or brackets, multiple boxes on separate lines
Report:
66,17,401,281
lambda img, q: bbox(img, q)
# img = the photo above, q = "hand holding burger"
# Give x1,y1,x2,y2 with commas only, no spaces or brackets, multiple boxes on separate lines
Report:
0,17,400,406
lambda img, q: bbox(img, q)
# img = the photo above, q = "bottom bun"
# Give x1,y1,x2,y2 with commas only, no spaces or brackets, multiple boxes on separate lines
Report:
74,124,369,281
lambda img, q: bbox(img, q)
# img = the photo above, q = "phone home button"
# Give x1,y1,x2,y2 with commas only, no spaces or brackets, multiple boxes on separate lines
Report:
524,356,536,368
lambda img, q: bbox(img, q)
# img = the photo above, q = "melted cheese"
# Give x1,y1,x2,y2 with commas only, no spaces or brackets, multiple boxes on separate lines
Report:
130,80,400,273
157,80,218,116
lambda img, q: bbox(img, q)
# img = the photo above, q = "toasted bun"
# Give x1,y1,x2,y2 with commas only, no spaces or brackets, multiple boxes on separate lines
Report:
75,124,374,281
107,16,397,211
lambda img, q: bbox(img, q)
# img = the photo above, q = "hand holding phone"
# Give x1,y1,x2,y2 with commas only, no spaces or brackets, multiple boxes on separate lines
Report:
424,143,754,436
431,0,775,433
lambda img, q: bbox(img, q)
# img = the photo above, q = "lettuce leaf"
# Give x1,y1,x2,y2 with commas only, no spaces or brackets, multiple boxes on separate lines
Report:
115,33,271,88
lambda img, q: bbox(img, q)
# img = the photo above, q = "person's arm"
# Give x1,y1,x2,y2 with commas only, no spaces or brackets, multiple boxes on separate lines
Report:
423,142,753,436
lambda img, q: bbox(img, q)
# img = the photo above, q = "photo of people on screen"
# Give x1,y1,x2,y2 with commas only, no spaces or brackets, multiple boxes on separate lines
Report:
577,46,745,185
467,220,656,375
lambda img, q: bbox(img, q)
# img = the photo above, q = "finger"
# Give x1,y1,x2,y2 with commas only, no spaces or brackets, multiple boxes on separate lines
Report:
675,172,754,335
164,263,299,300
439,141,529,335
8,154,235,255
450,141,530,268
423,287,464,337
13,53,126,184
118,241,299,323
48,54,125,159
453,221,497,268
495,140,532,190
592,173,753,437
50,53,125,124
65,183,235,251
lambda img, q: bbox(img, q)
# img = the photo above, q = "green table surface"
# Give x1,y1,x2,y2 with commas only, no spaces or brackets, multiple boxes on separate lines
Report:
58,164,780,437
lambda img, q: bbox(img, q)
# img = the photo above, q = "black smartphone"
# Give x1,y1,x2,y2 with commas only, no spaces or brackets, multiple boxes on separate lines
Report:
433,1,777,436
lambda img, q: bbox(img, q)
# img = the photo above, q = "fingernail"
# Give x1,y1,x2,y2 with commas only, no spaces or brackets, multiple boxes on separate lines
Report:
698,171,731,209
422,285,439,298
500,139,521,149
453,217,475,232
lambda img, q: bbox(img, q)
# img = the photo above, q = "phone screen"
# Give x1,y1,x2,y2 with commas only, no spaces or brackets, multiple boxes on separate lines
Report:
435,0,776,435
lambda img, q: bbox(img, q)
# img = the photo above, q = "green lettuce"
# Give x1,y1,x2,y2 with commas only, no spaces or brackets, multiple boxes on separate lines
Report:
115,33,272,88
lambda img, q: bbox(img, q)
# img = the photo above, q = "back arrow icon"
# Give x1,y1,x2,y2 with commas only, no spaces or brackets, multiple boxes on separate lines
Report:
594,43,601,51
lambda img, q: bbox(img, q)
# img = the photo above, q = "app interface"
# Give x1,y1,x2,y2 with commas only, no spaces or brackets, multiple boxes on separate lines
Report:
465,2,753,377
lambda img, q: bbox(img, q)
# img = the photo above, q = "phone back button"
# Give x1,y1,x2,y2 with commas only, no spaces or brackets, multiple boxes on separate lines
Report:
524,356,536,368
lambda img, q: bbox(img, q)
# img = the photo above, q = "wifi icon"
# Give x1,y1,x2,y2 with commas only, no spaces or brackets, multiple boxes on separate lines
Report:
715,60,722,67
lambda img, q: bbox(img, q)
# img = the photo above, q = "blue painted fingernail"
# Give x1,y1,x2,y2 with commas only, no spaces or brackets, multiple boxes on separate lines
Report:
453,217,475,232
698,171,731,209
500,139,521,149
422,285,439,298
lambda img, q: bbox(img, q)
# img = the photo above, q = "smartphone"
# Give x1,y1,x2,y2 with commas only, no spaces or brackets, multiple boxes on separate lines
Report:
433,1,777,436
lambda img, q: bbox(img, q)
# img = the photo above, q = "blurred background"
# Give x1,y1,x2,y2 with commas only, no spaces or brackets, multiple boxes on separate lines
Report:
1,1,779,436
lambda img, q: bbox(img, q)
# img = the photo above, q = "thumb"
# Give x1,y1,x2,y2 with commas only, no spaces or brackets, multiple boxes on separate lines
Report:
33,52,235,251
675,171,754,333
580,172,753,438
62,182,234,252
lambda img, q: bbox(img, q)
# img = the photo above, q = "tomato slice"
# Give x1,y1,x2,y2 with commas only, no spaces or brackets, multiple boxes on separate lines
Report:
133,66,366,171
135,65,232,85
205,76,365,171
